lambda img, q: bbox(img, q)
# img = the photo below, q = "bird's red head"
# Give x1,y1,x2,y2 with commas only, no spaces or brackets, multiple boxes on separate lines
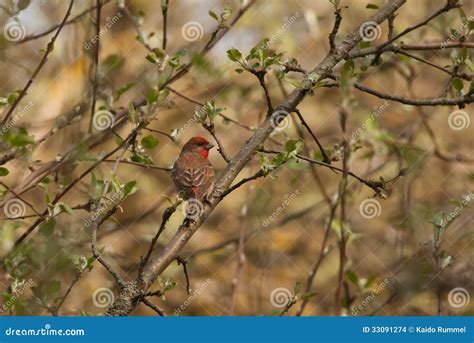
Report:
182,136,214,159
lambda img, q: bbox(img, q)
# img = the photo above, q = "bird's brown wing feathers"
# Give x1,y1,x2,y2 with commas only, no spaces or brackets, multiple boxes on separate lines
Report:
172,153,214,199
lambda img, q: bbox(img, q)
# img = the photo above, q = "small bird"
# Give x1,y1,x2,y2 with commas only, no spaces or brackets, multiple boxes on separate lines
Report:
172,136,215,201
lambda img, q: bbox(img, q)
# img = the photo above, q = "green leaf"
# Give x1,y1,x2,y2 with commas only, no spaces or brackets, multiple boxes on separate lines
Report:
209,10,219,21
164,279,177,292
340,60,355,89
116,82,137,100
39,218,56,236
111,175,121,194
284,139,303,156
58,203,74,215
122,181,138,197
102,54,124,71
9,133,36,146
141,135,160,149
7,91,20,104
146,88,159,105
366,3,379,9
284,77,303,88
227,48,242,62
128,102,138,123
0,167,9,176
301,291,317,300
345,270,359,285
452,78,463,92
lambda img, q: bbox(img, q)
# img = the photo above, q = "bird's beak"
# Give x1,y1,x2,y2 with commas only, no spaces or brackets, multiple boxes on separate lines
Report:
205,142,215,150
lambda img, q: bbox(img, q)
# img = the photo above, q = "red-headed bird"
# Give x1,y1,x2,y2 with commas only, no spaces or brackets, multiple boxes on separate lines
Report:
172,136,215,200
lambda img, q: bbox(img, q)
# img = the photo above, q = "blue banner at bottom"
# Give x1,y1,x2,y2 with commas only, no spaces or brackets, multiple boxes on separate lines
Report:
0,316,472,343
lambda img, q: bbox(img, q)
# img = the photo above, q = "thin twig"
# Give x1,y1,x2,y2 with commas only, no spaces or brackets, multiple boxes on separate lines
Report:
176,256,191,295
294,108,330,163
138,204,178,278
328,6,342,52
296,201,338,316
0,181,45,219
88,0,103,132
103,159,172,171
162,0,169,50
203,124,230,163
141,298,165,316
51,269,86,316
